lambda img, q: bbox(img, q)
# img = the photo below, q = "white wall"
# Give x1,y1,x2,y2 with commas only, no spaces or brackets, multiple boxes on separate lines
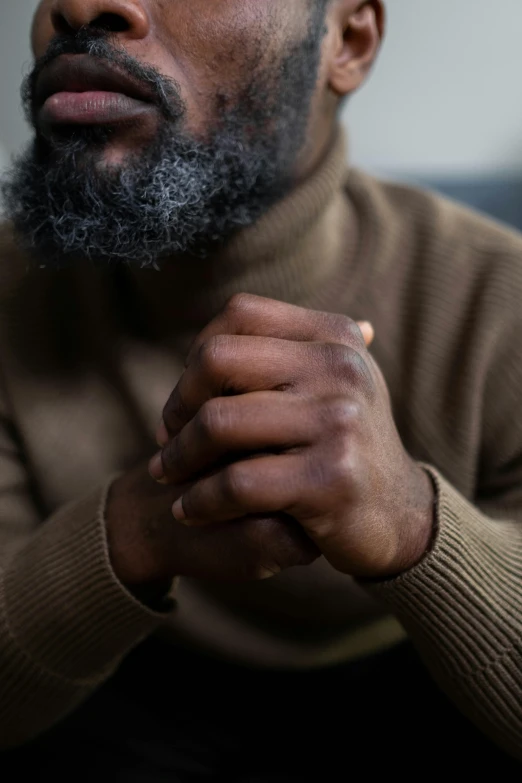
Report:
2,1,522,178
345,0,522,176
0,2,36,162
0,145,7,174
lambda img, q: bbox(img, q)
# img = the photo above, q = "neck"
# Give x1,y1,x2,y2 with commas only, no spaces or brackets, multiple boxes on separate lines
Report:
126,126,358,345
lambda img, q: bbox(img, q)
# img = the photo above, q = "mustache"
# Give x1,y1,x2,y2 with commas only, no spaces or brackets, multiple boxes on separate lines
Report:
23,27,185,126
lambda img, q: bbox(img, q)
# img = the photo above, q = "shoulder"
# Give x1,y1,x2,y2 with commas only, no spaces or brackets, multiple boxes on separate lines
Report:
345,168,522,259
345,168,522,315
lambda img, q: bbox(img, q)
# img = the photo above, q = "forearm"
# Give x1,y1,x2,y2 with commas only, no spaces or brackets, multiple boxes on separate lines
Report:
366,466,522,760
0,479,174,749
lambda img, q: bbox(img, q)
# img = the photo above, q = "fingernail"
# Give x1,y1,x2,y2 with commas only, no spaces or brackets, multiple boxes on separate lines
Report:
172,498,187,523
149,452,165,481
156,420,169,448
359,321,375,345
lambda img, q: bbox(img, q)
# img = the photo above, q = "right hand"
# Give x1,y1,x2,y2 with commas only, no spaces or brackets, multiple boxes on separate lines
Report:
105,463,320,587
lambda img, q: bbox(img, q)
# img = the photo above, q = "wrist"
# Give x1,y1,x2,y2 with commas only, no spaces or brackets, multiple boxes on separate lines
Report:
105,469,175,588
358,467,435,584
393,465,436,576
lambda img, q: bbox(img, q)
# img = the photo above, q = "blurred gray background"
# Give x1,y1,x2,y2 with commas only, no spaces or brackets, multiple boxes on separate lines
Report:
2,1,522,224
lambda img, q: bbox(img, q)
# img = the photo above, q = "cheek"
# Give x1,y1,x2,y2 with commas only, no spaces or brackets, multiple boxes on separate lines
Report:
153,1,290,124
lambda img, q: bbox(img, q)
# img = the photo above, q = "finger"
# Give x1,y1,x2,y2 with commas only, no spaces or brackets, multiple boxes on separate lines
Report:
150,391,317,484
171,453,305,525
185,294,370,366
163,336,309,438
173,514,319,581
161,336,370,440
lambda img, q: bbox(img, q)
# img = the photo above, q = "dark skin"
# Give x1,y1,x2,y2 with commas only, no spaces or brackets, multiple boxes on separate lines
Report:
32,0,434,587
32,0,384,169
150,296,434,580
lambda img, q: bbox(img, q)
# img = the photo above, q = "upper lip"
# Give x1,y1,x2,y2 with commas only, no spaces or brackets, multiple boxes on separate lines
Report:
34,54,156,108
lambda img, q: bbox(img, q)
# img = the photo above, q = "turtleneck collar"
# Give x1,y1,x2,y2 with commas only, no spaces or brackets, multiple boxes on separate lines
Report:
123,126,361,345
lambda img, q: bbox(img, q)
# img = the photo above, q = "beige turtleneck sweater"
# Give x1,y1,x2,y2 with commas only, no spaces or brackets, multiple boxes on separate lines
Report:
1,131,522,758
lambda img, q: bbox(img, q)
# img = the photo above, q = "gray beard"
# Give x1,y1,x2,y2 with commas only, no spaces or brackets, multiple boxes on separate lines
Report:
1,14,327,268
2,123,294,268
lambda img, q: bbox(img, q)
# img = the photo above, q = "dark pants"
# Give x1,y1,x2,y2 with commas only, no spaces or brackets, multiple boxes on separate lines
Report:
4,639,520,781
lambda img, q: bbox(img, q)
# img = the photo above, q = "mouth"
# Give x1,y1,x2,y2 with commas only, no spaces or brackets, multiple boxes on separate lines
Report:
34,54,159,128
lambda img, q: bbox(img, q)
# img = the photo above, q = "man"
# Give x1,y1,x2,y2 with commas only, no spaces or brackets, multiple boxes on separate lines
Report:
0,0,521,776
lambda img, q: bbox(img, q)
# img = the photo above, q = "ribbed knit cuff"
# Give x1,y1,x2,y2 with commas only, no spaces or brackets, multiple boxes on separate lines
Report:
2,479,175,683
368,465,522,675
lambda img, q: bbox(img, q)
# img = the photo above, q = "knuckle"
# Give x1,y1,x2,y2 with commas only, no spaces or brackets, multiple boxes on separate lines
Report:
331,437,366,491
196,399,229,442
162,386,188,432
323,343,375,394
162,436,181,471
221,463,251,505
330,444,358,487
321,342,353,374
323,397,362,433
224,292,257,319
307,442,356,491
328,314,363,346
196,335,230,377
347,350,374,389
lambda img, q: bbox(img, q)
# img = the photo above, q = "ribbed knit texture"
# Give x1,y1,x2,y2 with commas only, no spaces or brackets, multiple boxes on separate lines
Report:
1,129,522,757
371,466,522,754
0,480,173,747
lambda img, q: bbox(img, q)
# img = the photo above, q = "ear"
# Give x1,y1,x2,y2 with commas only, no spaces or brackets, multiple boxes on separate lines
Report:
326,0,385,98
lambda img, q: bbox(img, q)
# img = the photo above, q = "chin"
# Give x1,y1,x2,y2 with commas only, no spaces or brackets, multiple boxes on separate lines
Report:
97,141,141,168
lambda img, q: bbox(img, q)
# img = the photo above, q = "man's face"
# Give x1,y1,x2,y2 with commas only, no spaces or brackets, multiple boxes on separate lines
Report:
32,0,322,166
1,0,330,266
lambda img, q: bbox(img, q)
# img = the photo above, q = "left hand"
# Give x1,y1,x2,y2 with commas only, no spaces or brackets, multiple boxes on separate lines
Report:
149,294,434,579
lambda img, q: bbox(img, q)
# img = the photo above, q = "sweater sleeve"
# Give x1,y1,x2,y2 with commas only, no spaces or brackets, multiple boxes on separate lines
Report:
369,467,522,759
0,386,175,749
367,261,522,760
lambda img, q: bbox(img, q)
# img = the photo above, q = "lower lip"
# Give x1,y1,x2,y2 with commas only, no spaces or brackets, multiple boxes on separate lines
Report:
39,91,154,125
